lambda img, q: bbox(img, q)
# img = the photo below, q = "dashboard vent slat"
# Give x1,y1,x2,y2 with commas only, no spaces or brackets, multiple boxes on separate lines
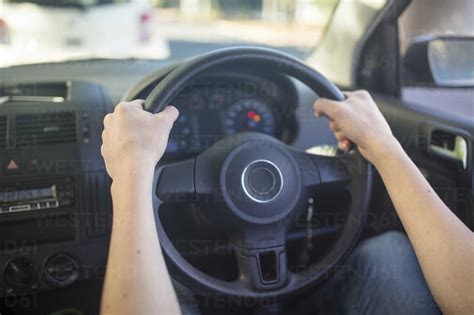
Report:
15,112,77,147
0,116,7,148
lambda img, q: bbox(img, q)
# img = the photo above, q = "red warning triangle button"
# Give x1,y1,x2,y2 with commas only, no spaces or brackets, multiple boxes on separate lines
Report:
7,160,18,170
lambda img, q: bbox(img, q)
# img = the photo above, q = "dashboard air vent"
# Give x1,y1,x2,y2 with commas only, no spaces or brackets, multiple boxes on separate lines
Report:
0,116,7,148
1,83,68,102
16,112,77,147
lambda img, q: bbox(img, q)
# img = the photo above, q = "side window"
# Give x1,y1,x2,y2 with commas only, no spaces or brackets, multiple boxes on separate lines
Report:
399,0,473,54
397,0,474,115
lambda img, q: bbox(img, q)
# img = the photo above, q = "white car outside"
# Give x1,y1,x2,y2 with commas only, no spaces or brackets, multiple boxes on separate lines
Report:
0,0,170,67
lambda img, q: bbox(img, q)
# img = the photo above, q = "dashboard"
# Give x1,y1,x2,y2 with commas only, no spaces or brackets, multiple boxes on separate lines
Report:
0,58,472,308
0,60,320,298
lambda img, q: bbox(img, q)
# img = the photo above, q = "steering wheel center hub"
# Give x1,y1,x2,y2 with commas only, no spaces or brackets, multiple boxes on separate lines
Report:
242,160,283,202
217,134,303,224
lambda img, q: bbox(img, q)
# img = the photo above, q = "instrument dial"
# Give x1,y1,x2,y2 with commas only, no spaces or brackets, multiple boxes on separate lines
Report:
224,99,275,135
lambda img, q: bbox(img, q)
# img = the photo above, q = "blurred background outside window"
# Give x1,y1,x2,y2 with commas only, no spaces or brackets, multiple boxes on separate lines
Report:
0,0,339,67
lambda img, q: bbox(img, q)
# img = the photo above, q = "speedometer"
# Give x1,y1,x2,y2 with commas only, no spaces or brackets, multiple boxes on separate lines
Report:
223,99,276,135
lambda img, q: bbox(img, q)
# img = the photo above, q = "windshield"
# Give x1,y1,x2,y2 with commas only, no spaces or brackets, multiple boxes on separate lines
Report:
0,0,338,67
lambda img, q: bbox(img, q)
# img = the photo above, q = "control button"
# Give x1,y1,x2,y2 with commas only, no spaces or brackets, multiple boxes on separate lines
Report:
4,257,38,289
44,253,80,287
80,111,91,144
242,160,283,203
9,204,31,212
249,167,276,195
7,160,18,170
38,202,49,209
3,158,21,174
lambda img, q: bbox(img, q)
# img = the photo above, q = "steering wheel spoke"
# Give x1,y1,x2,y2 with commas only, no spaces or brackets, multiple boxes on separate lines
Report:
310,154,351,189
291,150,351,191
155,158,198,203
233,231,289,290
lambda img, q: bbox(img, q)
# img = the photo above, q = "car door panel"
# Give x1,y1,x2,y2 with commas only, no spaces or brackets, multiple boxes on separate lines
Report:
374,94,473,229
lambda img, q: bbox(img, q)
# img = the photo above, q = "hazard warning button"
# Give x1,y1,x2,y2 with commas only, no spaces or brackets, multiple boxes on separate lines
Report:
7,160,18,170
3,157,21,175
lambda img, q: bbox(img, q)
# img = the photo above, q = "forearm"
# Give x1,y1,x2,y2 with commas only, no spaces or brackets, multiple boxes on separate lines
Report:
372,139,474,315
100,171,181,315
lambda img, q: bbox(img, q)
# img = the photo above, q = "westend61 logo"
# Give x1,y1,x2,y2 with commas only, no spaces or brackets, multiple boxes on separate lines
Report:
1,292,37,310
0,240,38,255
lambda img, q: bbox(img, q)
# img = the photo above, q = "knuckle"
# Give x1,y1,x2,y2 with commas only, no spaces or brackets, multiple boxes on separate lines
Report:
318,98,329,107
335,132,344,141
315,98,326,108
357,90,370,98
115,102,129,113
156,112,173,127
167,105,179,115
314,99,322,108
332,105,342,118
103,113,112,125
100,144,107,157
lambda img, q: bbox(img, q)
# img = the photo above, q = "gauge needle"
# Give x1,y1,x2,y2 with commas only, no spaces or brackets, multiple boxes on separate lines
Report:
247,111,261,123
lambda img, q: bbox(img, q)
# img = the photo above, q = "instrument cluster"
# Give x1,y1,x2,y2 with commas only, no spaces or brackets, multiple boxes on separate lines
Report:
162,75,297,160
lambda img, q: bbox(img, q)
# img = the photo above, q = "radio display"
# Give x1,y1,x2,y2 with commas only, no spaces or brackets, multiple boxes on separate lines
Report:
0,185,57,203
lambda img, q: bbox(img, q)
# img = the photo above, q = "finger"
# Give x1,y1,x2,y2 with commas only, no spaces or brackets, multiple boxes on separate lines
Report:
338,141,346,151
314,108,321,118
314,98,340,120
329,120,340,132
342,91,354,98
100,144,106,158
161,105,179,122
334,131,346,142
155,106,179,128
114,100,144,112
103,113,113,127
349,90,370,100
128,99,145,109
339,139,351,151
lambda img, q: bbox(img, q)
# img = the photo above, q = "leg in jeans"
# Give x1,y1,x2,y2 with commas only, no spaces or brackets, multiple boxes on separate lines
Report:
173,280,201,315
326,231,440,315
173,231,440,315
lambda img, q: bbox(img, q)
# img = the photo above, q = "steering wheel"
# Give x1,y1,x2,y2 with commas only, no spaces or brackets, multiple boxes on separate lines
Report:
127,47,372,301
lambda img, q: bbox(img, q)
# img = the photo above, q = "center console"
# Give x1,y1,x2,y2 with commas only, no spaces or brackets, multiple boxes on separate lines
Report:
0,81,111,298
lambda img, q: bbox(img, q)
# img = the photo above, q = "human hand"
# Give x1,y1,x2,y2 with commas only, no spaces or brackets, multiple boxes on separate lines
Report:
101,100,179,180
314,90,396,164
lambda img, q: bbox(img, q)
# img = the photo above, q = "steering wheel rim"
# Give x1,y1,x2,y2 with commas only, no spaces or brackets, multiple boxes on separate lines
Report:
144,46,345,112
141,47,371,301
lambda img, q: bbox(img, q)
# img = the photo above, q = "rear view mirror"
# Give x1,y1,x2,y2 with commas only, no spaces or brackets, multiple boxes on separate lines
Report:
402,36,474,87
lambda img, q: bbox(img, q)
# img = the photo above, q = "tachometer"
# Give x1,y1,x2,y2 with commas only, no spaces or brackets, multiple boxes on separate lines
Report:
224,99,275,135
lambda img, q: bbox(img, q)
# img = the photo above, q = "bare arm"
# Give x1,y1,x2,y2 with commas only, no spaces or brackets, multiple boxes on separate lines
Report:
315,90,474,315
100,100,181,315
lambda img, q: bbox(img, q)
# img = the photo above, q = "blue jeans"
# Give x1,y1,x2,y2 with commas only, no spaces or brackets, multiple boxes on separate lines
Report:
318,231,440,315
174,231,440,315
